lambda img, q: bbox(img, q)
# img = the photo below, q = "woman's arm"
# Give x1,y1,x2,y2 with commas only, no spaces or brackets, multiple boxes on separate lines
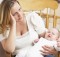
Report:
30,12,47,38
1,14,16,53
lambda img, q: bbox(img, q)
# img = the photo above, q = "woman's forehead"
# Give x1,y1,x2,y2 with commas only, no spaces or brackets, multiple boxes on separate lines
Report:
11,2,21,13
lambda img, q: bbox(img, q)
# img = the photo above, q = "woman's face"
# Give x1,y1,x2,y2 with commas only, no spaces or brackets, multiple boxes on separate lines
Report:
11,2,24,22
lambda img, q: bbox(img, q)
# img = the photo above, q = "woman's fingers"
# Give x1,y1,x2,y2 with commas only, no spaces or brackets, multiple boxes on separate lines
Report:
40,45,57,55
42,45,53,52
10,13,16,25
40,50,49,55
10,14,15,22
42,46,52,55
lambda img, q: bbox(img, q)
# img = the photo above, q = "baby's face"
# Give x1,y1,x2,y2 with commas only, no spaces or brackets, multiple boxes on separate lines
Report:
45,28,59,41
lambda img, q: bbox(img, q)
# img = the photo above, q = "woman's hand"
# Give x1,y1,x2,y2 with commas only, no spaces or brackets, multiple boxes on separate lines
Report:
40,45,58,55
10,14,16,26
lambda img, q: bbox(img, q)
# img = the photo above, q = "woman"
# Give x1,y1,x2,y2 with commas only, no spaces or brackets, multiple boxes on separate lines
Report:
0,0,57,57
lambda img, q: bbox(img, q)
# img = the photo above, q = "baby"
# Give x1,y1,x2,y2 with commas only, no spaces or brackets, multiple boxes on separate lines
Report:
16,28,60,57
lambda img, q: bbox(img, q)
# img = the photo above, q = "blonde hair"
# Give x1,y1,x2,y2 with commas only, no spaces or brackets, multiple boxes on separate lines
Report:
0,0,20,33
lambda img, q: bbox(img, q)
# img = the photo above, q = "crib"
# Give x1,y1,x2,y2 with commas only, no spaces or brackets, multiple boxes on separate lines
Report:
0,0,60,57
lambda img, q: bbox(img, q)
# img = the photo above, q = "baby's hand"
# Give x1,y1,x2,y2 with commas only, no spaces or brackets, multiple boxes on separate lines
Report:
32,39,39,45
34,39,39,43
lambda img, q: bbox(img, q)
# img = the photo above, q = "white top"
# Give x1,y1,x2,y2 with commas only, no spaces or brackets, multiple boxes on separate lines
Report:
0,12,46,55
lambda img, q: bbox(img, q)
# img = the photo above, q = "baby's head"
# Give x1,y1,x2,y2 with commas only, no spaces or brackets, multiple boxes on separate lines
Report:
45,28,59,41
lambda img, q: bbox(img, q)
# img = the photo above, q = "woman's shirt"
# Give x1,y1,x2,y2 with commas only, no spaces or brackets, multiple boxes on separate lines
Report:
0,12,46,55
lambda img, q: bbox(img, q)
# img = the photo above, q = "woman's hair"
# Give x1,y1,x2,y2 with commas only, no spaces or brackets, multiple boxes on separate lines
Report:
0,0,20,33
